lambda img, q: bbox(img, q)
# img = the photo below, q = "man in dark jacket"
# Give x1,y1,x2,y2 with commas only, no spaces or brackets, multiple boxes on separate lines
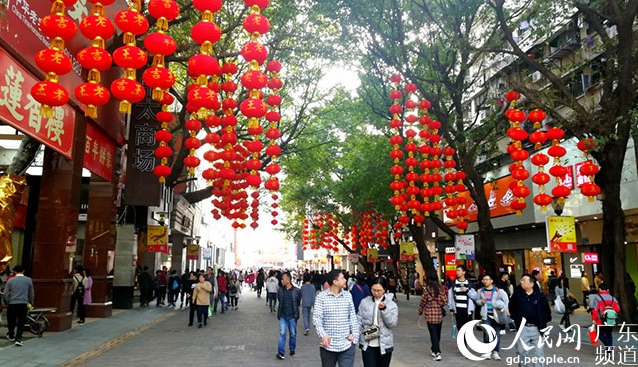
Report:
509,274,552,366
138,266,152,307
276,272,302,360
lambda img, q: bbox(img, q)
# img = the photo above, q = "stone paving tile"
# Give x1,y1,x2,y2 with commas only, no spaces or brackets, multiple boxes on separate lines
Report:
3,287,635,366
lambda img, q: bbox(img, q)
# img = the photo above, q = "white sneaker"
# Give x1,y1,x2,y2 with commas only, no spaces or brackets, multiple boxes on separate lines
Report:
499,329,506,335
492,351,501,360
481,353,491,359
433,353,442,361
431,352,436,357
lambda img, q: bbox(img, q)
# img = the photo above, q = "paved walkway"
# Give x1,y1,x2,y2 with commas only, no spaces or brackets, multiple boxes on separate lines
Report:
0,287,634,366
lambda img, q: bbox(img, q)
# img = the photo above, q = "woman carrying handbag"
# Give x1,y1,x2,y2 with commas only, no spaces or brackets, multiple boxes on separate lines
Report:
357,277,398,367
418,272,448,361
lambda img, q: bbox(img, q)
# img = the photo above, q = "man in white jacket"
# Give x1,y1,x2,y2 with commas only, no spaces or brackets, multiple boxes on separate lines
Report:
266,271,280,312
474,273,510,360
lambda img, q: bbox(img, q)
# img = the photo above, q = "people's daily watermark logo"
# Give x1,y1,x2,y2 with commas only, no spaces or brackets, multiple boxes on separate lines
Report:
457,320,498,360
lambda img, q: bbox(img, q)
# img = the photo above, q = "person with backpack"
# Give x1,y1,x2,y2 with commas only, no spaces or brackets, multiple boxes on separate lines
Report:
228,273,241,310
71,265,88,324
589,283,620,349
167,270,180,307
351,273,371,313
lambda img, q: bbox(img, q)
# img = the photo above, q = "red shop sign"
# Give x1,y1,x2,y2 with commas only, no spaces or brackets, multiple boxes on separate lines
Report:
583,252,599,264
84,122,115,181
0,47,75,158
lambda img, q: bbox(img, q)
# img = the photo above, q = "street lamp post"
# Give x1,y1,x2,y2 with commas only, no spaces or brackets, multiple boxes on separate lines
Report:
551,198,570,328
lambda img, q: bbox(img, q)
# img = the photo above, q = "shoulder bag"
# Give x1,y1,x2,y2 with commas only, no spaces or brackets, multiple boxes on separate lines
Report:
362,299,382,342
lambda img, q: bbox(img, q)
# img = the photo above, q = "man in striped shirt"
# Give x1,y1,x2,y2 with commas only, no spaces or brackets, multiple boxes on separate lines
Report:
313,269,359,367
448,265,478,330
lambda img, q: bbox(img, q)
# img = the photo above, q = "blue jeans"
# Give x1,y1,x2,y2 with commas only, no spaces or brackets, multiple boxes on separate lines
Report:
483,317,501,352
214,292,227,313
302,306,312,331
278,318,297,354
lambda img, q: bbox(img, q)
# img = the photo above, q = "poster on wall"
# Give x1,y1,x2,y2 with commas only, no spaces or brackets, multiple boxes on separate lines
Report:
546,216,577,253
202,247,212,261
454,234,475,260
186,244,200,260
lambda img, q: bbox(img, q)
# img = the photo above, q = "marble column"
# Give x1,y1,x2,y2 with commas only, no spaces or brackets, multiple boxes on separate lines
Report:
112,224,137,309
31,116,87,332
83,175,116,318
171,233,185,274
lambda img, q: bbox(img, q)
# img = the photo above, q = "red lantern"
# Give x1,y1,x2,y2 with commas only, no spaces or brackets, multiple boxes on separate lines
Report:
239,98,268,118
546,127,565,141
144,32,178,55
505,90,520,102
142,66,176,91
512,185,531,198
510,199,527,215
74,82,110,116
77,47,113,71
114,10,149,36
241,70,268,90
40,14,78,41
79,15,115,41
112,45,148,69
548,165,568,178
529,131,547,149
527,109,546,125
191,21,222,45
110,78,146,113
580,183,601,202
154,165,171,181
533,193,553,211
547,145,567,158
532,172,550,186
455,220,469,232
577,138,596,152
579,162,599,176
148,0,180,20
551,185,571,199
35,49,72,75
244,13,271,34
531,153,550,166
187,54,221,78
31,81,69,107
241,42,269,65
193,0,223,12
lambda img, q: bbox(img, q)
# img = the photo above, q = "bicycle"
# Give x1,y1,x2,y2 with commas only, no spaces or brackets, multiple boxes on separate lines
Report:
0,291,54,337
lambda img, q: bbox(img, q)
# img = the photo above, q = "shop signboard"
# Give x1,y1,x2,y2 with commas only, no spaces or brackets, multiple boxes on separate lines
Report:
400,241,415,261
202,247,212,261
84,122,115,181
348,253,359,264
0,47,75,158
582,252,599,264
546,216,577,253
445,253,456,280
147,225,168,253
444,175,518,223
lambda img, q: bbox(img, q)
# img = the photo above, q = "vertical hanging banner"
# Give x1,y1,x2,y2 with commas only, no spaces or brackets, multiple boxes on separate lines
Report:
84,122,116,181
546,216,577,253
147,225,168,253
400,241,415,261
124,91,161,205
454,234,475,260
186,244,200,260
367,248,379,263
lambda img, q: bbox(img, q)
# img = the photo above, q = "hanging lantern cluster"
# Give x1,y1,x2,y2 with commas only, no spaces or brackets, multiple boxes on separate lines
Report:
577,138,601,201
142,0,179,101
153,92,175,182
504,92,530,215
526,108,552,211
185,0,224,177
110,0,148,114
32,0,79,117
75,0,115,119
265,60,283,226
546,126,570,204
441,146,469,232
144,0,180,183
388,74,406,217
419,108,444,218
402,83,421,225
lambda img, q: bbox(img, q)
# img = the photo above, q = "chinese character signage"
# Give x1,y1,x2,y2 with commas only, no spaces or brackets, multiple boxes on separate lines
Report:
367,248,379,263
186,244,200,260
583,252,599,264
0,47,75,158
444,175,518,223
546,216,577,253
400,241,415,261
454,234,475,260
84,122,115,181
124,91,161,206
445,253,457,280
202,247,212,261
147,226,168,253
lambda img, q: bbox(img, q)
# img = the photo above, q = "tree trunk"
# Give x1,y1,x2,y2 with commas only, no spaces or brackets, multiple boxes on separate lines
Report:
6,136,41,175
595,142,631,320
464,159,497,275
410,223,435,277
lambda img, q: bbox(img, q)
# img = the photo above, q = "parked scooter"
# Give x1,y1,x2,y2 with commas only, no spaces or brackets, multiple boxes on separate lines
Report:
0,291,54,337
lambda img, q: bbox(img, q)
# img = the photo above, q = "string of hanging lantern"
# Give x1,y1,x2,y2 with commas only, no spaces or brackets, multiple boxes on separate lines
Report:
75,0,115,119
32,0,79,118
577,138,601,201
265,60,283,226
110,0,148,114
504,92,530,215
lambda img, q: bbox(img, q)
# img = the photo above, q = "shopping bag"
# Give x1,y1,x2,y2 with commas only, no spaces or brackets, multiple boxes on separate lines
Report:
588,324,599,346
554,296,566,314
208,304,213,317
451,322,458,339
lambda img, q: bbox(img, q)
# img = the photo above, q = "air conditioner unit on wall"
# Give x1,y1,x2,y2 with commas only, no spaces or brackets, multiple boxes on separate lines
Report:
531,71,542,83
